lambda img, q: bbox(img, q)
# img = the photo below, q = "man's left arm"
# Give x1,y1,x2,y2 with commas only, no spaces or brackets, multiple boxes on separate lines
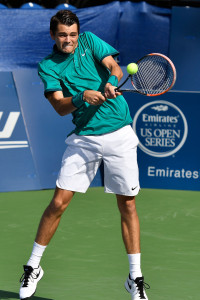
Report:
101,55,123,99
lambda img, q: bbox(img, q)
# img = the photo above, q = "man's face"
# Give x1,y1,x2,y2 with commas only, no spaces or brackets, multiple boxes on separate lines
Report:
50,23,79,54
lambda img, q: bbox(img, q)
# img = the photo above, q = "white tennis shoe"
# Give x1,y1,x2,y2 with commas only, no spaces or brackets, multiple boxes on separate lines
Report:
125,274,150,300
19,265,44,299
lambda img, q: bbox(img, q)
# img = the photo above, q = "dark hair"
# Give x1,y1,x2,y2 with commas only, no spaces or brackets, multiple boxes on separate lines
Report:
50,10,80,35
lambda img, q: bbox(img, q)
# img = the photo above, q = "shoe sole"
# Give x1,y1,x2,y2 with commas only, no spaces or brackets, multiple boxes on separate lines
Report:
125,280,131,293
20,268,44,300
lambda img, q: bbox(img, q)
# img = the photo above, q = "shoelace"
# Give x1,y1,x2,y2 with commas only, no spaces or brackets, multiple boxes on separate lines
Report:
19,267,38,287
135,277,150,299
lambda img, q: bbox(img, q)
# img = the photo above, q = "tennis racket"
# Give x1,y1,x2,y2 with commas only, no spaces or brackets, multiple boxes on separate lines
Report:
116,53,176,96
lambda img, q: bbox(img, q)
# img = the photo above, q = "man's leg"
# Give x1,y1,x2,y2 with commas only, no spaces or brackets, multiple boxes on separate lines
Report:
19,187,74,300
116,195,142,279
116,195,140,254
27,187,74,267
116,194,149,300
35,187,74,245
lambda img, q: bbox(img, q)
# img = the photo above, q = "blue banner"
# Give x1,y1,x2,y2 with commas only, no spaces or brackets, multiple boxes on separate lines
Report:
1,69,200,192
125,90,200,191
0,72,41,191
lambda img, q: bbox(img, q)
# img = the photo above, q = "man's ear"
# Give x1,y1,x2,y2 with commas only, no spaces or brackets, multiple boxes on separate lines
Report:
50,30,55,40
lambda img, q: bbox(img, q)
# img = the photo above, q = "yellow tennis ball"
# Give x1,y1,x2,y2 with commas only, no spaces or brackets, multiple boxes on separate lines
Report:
127,63,138,75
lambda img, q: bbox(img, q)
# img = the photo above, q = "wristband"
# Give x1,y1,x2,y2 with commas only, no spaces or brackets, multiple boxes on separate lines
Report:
71,92,84,108
107,75,118,87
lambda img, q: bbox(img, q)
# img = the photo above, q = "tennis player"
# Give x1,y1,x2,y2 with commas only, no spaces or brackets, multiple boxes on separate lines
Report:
19,10,149,300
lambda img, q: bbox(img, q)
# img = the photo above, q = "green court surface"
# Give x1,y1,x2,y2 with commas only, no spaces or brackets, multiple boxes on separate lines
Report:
0,187,199,300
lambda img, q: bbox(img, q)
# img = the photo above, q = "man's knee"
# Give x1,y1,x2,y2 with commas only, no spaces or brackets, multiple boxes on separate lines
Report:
49,188,74,215
117,195,137,216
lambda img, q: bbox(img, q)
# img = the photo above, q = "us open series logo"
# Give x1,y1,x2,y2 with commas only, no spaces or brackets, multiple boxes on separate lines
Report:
0,111,29,149
133,100,188,157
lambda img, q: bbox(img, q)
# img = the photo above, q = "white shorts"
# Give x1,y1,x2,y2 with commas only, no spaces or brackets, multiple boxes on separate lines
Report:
56,125,140,196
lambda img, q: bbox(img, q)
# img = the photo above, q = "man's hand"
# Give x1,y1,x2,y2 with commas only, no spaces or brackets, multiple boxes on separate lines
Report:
104,83,121,99
83,90,106,105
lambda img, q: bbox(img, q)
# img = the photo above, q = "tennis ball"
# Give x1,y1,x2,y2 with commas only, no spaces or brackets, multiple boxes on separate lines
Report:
127,63,138,75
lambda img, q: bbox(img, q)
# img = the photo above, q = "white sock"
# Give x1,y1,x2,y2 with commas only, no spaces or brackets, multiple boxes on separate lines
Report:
128,253,142,280
27,242,47,269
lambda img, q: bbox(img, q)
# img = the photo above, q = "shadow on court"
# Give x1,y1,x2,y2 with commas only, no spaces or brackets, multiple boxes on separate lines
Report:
0,290,54,300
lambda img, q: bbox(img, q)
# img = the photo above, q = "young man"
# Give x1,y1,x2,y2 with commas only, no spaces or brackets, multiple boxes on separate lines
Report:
19,10,149,300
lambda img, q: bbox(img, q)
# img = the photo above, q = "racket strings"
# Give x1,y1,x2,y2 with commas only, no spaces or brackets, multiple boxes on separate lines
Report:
132,55,175,95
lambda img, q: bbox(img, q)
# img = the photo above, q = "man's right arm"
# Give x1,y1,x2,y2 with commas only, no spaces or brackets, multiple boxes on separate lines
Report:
46,91,77,116
46,90,106,116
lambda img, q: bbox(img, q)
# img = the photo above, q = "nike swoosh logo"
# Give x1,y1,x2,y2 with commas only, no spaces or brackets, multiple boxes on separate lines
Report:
81,49,88,56
36,269,41,278
132,186,137,190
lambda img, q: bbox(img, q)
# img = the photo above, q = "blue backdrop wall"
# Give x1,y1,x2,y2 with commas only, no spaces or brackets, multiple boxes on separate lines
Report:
0,2,170,70
0,2,200,192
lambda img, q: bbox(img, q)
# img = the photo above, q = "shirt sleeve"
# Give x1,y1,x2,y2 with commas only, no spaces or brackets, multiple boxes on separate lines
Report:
84,31,119,62
38,62,62,96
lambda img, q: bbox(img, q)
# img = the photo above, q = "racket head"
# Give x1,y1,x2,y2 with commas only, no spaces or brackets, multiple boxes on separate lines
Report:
131,53,177,96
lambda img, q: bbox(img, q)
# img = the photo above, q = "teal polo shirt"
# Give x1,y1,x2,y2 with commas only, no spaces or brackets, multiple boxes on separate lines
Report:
38,31,132,135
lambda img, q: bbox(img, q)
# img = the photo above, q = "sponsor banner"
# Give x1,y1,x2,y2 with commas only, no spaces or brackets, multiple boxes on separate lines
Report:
125,89,200,191
1,70,199,192
0,72,41,192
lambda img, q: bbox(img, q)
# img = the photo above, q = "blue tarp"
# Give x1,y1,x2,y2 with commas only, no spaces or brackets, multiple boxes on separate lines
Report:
0,1,171,70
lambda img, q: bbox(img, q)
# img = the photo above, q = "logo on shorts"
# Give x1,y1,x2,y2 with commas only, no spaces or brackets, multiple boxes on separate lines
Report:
132,100,188,157
0,111,29,149
131,186,137,191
